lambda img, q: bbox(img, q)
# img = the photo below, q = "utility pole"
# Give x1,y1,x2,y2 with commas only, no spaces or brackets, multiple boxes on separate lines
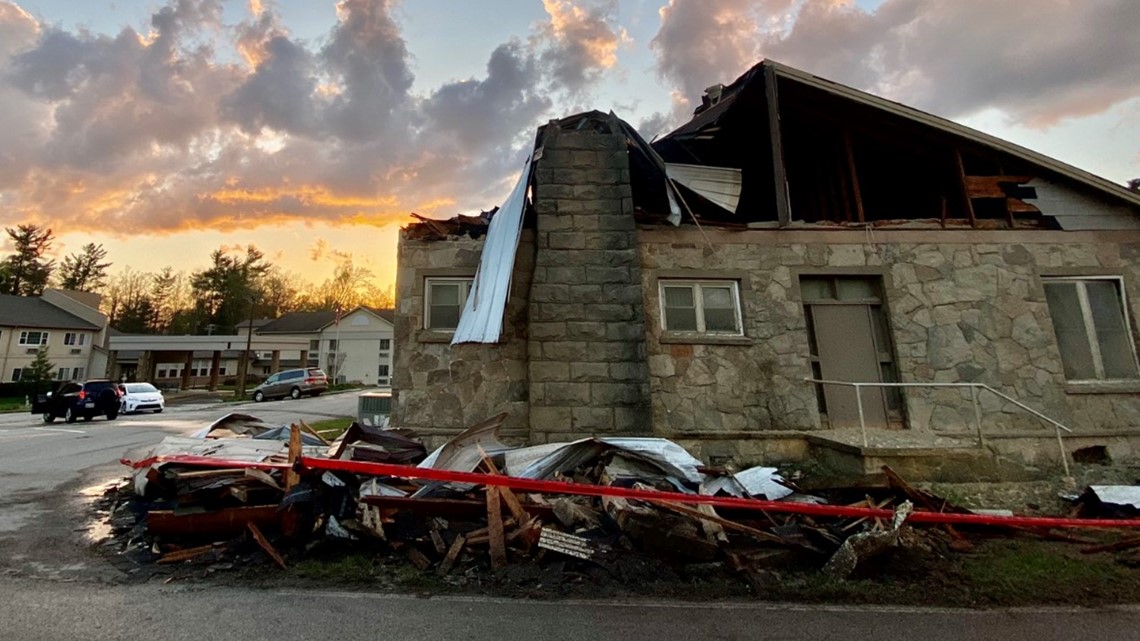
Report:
237,296,255,399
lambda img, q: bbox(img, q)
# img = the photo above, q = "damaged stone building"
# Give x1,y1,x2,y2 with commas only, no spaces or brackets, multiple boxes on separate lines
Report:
391,60,1140,473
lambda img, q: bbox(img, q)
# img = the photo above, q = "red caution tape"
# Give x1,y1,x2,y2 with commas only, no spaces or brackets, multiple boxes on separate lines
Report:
123,454,1140,530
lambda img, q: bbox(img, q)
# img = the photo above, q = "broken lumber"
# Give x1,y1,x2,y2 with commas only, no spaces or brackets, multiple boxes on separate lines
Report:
437,534,466,576
286,424,302,490
157,544,217,564
1081,535,1140,555
405,546,432,571
247,522,287,570
486,486,507,570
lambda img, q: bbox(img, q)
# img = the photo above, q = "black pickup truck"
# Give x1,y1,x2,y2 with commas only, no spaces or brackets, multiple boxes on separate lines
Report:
32,379,121,423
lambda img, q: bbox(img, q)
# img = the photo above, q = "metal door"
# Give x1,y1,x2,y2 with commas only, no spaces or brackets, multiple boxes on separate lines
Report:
811,305,889,428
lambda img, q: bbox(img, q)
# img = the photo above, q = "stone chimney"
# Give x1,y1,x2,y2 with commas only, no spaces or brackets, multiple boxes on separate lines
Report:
526,121,651,442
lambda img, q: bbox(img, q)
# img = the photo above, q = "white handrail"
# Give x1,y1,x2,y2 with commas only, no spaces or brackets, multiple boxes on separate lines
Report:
804,377,1072,476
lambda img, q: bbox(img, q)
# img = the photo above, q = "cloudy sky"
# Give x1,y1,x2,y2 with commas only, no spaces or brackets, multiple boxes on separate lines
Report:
2,0,1138,286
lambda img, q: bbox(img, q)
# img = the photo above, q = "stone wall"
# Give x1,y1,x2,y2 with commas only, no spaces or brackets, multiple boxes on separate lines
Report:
527,125,652,442
640,228,1140,437
391,232,533,437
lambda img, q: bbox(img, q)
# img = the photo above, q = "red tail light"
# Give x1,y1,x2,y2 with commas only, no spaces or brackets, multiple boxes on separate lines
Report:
78,390,86,400
305,377,319,384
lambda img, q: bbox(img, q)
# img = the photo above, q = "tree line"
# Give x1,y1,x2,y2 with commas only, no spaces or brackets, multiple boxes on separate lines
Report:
0,224,394,335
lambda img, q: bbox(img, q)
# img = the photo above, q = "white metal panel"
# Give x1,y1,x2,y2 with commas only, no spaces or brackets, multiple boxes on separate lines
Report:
451,154,533,344
665,163,743,214
1026,177,1140,230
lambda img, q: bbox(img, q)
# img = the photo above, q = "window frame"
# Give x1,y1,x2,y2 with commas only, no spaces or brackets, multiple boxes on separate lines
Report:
658,280,744,337
12,368,22,382
18,331,49,346
424,277,473,332
1042,275,1140,382
379,338,391,352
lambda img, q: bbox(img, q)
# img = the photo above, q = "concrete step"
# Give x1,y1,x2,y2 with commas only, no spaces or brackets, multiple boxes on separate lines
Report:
805,429,1046,482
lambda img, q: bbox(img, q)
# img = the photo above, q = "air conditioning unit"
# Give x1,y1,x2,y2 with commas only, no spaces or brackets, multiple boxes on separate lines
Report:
70,349,81,355
25,348,38,355
357,391,392,428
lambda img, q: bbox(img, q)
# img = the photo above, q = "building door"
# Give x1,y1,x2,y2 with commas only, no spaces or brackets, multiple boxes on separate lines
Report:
802,276,899,429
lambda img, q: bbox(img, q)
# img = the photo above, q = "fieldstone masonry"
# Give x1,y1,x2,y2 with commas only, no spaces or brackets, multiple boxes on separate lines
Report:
392,124,1140,465
527,125,651,441
639,228,1140,443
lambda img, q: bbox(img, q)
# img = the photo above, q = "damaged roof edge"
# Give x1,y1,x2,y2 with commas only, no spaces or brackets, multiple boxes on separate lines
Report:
763,60,1140,209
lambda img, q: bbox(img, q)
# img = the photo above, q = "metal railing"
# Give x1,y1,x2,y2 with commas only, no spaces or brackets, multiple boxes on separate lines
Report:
804,378,1073,476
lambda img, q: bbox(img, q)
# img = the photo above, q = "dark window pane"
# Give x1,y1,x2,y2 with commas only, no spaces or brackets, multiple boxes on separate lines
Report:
811,361,826,413
704,308,737,332
1086,280,1139,379
430,304,461,330
702,286,734,309
430,282,460,305
800,277,833,301
663,285,694,308
1044,282,1096,380
665,307,698,331
837,277,880,301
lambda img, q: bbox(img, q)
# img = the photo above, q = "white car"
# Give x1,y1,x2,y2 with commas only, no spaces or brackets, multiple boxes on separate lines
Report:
118,382,165,414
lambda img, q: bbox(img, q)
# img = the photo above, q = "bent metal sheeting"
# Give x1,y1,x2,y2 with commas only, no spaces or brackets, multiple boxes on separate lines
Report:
451,153,534,345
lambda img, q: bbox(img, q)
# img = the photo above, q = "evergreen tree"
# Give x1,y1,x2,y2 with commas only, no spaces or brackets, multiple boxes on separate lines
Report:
1,224,55,296
58,243,111,292
21,346,55,388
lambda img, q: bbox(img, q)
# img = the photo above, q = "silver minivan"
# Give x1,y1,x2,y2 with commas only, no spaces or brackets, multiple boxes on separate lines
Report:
251,368,329,402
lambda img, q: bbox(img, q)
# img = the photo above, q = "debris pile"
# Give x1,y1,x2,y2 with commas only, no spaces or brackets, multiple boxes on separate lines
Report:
100,412,1140,586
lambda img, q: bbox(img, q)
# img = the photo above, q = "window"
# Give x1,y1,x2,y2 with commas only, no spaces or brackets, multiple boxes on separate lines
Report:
1043,277,1139,381
64,333,78,345
328,339,338,351
309,339,320,352
55,367,70,381
74,367,84,380
79,334,87,346
659,281,743,335
11,368,22,382
19,331,48,346
157,369,168,378
378,364,390,384
425,278,473,331
379,338,391,351
219,367,227,376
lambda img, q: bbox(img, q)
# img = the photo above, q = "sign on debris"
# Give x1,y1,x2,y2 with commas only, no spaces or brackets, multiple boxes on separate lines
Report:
537,528,594,560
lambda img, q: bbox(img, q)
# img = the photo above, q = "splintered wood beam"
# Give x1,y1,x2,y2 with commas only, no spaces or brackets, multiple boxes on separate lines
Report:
764,65,792,227
247,522,287,570
843,131,865,223
953,150,977,228
486,487,507,570
437,534,466,576
286,424,302,490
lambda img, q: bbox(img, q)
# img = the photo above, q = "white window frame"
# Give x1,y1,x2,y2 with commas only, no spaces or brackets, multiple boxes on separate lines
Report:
378,363,390,384
424,277,474,331
379,338,391,352
64,332,78,345
55,367,70,381
18,331,49,346
1043,276,1140,381
658,280,744,336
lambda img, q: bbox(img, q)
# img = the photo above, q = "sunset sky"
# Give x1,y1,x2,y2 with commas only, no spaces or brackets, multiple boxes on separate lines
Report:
1,0,1138,288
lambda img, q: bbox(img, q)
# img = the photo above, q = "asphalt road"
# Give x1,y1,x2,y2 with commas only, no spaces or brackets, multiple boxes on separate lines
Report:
1,578,1138,641
3,391,1139,639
